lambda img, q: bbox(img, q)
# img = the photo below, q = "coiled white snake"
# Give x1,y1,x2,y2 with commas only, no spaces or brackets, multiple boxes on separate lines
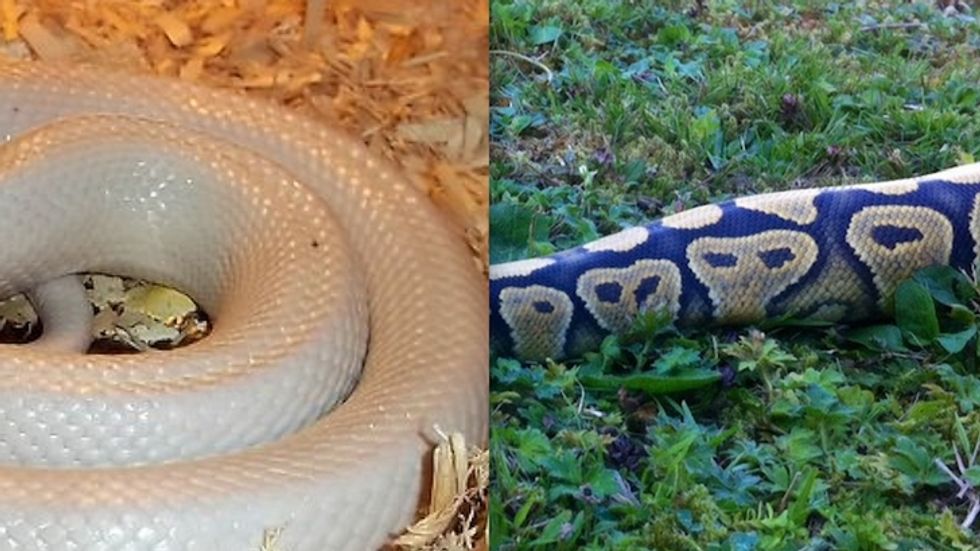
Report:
0,61,487,550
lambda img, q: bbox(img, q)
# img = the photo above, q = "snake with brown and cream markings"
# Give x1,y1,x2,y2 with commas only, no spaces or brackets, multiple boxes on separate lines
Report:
491,164,980,360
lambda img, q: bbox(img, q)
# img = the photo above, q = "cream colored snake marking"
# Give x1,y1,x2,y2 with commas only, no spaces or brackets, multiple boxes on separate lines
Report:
491,164,980,360
0,61,487,550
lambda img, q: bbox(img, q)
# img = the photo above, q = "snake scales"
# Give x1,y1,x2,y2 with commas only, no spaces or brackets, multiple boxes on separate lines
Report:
491,164,980,360
0,61,487,549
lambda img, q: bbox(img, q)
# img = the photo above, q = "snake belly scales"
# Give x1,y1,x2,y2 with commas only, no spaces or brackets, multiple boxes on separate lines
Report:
0,62,487,549
491,163,980,360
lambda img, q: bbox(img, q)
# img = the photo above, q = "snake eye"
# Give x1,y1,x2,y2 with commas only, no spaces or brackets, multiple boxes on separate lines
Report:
871,225,924,250
758,247,796,269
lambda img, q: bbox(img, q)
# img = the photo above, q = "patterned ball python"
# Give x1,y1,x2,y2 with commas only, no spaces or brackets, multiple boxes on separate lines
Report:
491,164,980,360
0,61,487,549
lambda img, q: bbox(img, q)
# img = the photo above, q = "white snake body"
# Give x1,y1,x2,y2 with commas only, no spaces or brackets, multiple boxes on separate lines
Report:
0,62,487,549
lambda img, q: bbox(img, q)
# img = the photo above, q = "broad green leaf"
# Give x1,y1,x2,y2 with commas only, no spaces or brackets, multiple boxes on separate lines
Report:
657,23,691,46
889,436,947,487
585,468,622,499
937,326,977,354
514,428,553,472
489,203,554,263
776,428,823,464
846,324,906,352
894,280,939,344
913,265,976,306
529,25,561,45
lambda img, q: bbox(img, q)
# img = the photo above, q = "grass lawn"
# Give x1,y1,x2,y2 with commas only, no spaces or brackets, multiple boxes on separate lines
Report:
489,1,980,549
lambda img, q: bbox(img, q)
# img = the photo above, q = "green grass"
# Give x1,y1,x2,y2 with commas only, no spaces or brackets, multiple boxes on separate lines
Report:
490,1,980,549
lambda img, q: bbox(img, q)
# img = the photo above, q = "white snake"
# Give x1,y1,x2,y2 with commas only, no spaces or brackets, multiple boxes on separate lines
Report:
0,61,487,550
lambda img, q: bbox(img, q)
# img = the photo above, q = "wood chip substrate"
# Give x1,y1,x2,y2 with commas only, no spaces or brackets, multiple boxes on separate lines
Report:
1,0,488,271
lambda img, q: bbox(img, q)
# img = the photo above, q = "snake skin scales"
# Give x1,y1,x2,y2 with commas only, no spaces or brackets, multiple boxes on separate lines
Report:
0,61,487,549
491,164,980,360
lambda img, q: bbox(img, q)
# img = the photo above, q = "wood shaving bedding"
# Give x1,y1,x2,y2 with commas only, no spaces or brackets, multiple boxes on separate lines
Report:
0,0,488,270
